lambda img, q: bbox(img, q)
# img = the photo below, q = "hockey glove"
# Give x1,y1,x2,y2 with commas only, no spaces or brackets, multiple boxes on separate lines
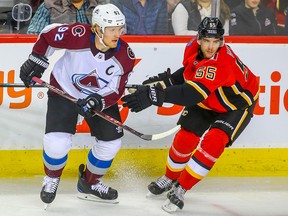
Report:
76,93,104,118
122,83,165,113
20,52,49,87
142,68,174,89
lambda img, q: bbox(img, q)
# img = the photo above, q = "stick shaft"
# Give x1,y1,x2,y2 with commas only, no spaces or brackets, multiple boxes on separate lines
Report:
0,83,140,88
0,83,43,87
31,77,179,140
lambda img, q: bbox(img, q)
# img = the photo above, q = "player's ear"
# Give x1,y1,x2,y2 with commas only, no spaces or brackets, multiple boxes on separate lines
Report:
220,38,225,47
91,24,97,33
196,34,201,45
93,25,102,35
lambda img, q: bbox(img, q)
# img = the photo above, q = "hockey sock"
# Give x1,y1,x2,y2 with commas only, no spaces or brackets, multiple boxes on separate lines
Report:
178,128,229,190
166,128,200,180
84,168,103,185
43,151,67,178
84,149,113,185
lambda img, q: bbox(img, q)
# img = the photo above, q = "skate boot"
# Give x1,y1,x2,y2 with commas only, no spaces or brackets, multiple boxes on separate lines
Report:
77,164,118,204
40,175,60,209
147,175,174,196
162,182,186,213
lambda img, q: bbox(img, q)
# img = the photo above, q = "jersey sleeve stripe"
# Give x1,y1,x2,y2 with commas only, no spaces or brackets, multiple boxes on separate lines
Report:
186,80,209,99
218,87,237,110
197,102,212,110
254,86,260,101
231,85,253,106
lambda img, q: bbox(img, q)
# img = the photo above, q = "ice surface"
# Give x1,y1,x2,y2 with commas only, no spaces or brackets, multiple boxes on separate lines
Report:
0,176,287,216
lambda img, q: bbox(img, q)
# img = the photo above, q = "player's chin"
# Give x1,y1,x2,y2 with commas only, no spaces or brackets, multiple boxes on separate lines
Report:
204,52,215,59
109,40,119,48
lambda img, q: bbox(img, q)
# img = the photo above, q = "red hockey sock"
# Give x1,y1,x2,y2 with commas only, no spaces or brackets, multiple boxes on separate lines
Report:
44,165,64,178
166,128,200,180
178,128,229,190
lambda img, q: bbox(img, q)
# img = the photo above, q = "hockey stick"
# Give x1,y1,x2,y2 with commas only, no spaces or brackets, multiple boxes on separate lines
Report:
31,77,180,141
0,83,43,87
0,83,140,88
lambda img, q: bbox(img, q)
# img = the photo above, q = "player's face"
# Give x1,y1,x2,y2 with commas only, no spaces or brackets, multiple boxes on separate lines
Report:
199,37,221,59
103,26,126,49
245,0,260,9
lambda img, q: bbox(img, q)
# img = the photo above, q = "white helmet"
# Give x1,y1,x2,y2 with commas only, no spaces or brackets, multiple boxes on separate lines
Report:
92,4,125,32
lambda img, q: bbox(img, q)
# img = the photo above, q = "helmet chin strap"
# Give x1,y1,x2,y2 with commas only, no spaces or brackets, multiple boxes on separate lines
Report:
95,29,108,49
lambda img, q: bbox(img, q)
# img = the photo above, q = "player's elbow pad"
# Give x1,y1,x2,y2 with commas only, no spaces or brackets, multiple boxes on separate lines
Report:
164,83,206,107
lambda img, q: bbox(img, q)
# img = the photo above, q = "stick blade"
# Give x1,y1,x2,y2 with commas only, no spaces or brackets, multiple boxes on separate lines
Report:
150,125,180,140
140,125,180,141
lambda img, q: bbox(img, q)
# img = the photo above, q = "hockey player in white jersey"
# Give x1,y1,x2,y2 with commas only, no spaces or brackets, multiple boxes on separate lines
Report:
19,4,135,208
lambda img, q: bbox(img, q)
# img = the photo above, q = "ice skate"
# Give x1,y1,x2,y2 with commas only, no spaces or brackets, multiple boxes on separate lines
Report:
162,182,186,213
40,176,60,210
77,164,118,204
147,175,174,197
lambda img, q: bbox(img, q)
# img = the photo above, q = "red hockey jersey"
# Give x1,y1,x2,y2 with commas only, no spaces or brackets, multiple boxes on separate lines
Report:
182,39,259,113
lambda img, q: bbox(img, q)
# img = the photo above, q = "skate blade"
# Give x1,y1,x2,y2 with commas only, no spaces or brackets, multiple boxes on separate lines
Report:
161,199,179,213
77,192,119,204
43,203,50,210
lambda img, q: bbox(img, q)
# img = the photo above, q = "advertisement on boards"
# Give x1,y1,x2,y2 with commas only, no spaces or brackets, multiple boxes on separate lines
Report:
0,41,288,150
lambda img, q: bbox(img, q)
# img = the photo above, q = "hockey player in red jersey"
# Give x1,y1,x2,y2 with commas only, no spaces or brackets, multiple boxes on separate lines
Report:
122,17,259,213
19,4,135,207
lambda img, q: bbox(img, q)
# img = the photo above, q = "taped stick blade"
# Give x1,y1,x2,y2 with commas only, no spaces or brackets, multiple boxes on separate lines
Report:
142,125,180,141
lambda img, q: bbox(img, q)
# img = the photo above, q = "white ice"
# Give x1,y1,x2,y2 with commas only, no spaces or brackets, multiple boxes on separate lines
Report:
0,176,287,216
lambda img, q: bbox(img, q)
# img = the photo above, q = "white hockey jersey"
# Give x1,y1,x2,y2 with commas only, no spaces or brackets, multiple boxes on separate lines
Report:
32,23,135,109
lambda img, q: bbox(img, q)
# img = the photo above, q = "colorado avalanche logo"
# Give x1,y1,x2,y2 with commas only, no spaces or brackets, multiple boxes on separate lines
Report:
127,47,135,60
72,69,100,95
72,25,86,37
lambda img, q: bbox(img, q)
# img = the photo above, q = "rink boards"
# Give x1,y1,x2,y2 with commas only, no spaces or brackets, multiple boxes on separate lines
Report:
0,35,288,177
0,148,288,177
